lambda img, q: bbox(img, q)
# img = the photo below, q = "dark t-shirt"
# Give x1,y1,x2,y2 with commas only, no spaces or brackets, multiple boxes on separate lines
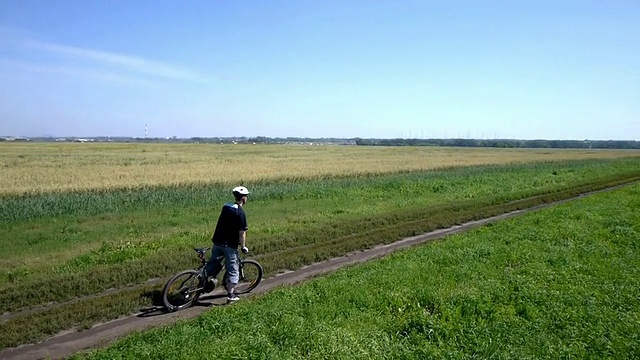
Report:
211,202,248,248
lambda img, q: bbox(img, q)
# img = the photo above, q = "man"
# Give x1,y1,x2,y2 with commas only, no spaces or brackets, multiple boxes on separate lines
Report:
205,186,250,302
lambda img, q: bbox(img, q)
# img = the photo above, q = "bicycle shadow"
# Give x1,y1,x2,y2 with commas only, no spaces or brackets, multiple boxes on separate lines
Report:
137,289,166,317
137,289,230,318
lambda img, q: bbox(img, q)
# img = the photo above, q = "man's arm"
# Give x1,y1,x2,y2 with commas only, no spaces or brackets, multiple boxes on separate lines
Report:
239,230,246,249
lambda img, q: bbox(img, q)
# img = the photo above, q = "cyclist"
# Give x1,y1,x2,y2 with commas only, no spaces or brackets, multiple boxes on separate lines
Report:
204,186,250,302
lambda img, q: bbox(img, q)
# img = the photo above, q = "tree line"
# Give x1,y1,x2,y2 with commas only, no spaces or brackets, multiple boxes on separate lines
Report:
353,138,640,149
3,136,639,149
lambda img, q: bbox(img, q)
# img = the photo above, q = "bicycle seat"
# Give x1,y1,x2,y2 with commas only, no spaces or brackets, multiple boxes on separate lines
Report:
194,247,210,255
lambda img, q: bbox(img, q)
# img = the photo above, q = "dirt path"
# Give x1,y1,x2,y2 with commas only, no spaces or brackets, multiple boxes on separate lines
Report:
0,184,631,360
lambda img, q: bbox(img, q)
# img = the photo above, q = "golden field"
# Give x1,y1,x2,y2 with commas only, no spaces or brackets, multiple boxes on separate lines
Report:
1,142,639,196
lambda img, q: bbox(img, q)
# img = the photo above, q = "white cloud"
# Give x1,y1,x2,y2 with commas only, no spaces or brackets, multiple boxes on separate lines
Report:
0,59,156,86
24,41,213,83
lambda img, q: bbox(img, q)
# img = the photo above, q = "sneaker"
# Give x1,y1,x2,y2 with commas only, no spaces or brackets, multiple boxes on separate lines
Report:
227,294,239,302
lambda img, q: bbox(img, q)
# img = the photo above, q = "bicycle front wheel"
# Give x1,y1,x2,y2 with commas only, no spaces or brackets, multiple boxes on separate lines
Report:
162,270,203,312
235,260,263,294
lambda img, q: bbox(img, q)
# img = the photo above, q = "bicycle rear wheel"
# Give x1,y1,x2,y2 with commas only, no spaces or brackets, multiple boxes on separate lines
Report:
235,260,263,294
162,270,203,312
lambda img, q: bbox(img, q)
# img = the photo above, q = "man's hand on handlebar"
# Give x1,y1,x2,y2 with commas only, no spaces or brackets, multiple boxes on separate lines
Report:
241,246,249,254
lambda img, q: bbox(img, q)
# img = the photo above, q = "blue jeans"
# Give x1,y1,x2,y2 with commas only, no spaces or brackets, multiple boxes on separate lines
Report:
204,244,239,289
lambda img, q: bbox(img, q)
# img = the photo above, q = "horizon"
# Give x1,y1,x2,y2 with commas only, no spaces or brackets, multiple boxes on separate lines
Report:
1,2,639,140
2,134,638,143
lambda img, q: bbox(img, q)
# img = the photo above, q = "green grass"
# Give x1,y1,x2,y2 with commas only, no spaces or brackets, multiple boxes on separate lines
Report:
2,159,639,311
3,159,638,271
74,183,640,360
1,158,640,349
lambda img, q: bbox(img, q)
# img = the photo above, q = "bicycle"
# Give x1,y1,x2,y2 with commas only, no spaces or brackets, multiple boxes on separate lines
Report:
162,247,263,312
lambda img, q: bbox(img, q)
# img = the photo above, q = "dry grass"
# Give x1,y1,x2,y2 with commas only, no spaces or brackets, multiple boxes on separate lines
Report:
1,142,639,195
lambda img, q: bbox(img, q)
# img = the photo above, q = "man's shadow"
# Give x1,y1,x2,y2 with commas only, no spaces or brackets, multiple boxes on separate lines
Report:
137,289,230,318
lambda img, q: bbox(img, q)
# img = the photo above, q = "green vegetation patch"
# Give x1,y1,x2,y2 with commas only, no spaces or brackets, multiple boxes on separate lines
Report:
1,158,639,350
2,157,639,223
2,159,639,315
75,183,640,360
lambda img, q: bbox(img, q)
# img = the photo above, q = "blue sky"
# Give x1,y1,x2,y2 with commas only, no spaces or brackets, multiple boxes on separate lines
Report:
0,1,638,140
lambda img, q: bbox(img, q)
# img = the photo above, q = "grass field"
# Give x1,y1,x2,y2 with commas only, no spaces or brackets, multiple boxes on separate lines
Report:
1,142,638,195
1,143,639,350
73,181,640,359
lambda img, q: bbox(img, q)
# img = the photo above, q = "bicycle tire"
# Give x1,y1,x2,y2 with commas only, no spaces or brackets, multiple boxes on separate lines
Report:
162,270,203,312
235,260,263,294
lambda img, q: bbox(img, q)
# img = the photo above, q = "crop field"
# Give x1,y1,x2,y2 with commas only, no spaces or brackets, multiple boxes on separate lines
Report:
1,142,638,195
73,181,640,359
1,143,639,351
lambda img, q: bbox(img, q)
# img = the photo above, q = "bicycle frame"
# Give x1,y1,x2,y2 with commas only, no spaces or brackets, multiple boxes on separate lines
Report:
194,247,251,289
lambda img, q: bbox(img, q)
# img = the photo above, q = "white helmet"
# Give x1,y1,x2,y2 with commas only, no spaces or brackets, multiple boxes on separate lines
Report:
232,186,250,196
